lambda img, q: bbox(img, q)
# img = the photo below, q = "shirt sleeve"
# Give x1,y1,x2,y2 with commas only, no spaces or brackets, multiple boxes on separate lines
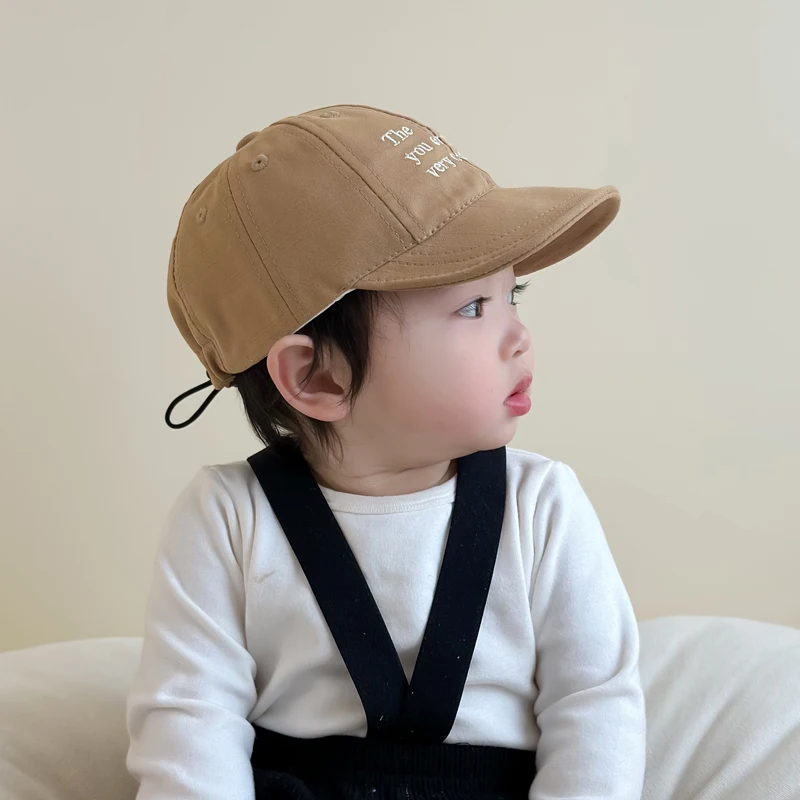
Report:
126,466,259,800
528,461,646,800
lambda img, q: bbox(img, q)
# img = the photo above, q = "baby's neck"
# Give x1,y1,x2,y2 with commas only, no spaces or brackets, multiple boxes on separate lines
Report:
308,454,457,497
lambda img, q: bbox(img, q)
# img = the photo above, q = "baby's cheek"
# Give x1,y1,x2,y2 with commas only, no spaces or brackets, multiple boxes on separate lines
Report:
434,389,495,434
379,359,495,430
391,381,466,433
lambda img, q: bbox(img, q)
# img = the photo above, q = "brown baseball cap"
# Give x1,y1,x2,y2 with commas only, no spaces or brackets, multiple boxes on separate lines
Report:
165,103,620,428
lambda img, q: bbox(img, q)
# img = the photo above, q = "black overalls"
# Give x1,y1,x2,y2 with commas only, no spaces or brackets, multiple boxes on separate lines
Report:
245,440,537,800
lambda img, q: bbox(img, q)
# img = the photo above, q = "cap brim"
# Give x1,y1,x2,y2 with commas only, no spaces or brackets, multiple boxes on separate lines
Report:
355,184,620,291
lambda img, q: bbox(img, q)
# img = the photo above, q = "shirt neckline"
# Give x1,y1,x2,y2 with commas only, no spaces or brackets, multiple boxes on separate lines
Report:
318,473,457,515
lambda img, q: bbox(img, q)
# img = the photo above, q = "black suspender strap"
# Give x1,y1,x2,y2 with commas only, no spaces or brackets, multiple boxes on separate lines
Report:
247,441,507,744
396,444,506,743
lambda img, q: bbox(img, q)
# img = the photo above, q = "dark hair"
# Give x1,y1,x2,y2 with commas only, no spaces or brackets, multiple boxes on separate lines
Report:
233,289,402,465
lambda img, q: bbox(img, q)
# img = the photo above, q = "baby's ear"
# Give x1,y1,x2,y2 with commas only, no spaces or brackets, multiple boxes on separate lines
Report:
265,335,350,422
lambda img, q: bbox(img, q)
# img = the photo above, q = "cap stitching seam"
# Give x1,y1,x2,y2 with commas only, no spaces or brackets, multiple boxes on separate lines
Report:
296,115,442,228
396,189,586,260
281,118,417,239
231,162,304,313
219,164,302,358
276,125,408,247
363,201,594,278
224,161,294,321
376,234,541,272
329,182,497,295
171,210,216,355
170,168,287,377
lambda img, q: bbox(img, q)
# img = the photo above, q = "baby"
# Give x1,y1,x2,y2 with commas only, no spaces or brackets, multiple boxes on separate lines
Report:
126,103,646,800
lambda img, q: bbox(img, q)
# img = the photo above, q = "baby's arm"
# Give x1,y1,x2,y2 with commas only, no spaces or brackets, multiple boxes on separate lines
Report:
528,461,646,800
126,466,258,800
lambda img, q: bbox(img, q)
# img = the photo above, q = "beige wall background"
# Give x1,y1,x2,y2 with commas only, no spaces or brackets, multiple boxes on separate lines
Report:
1,0,798,653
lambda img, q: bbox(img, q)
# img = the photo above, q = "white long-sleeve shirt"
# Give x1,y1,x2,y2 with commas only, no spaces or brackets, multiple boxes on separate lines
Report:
125,446,646,800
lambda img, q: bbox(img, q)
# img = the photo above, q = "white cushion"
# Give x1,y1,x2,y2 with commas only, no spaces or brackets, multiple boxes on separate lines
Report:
0,616,798,800
0,636,141,800
639,615,800,799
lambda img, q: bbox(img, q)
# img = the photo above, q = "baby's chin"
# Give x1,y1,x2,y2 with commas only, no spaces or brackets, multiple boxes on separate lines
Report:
363,400,523,455
448,414,523,456
485,418,523,451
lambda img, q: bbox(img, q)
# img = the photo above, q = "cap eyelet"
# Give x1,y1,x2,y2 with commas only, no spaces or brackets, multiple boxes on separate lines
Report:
195,207,207,223
251,154,269,171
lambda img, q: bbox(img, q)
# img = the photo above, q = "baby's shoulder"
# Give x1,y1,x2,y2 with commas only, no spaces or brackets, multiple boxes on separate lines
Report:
504,445,557,471
503,446,586,505
167,459,264,528
504,445,563,483
200,458,264,515
203,458,256,489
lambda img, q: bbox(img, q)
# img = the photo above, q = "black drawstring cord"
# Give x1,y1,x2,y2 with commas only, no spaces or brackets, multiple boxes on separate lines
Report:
165,371,221,429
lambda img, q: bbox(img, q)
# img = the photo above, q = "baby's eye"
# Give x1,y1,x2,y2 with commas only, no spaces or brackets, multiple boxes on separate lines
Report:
510,281,530,305
459,283,528,318
459,298,486,318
